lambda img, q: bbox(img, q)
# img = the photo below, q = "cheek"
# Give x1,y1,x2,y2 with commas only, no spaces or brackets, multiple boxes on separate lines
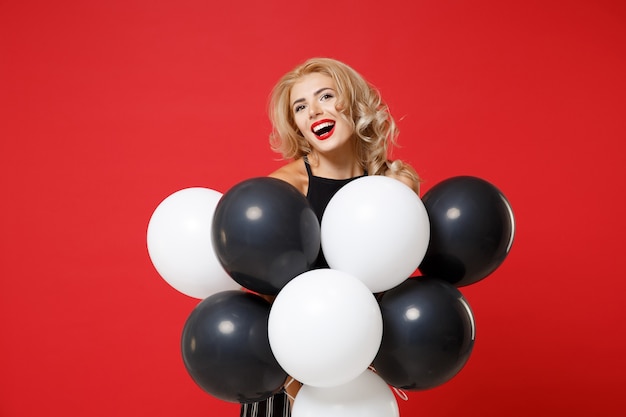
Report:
332,105,352,126
337,117,355,134
333,97,348,112
294,115,309,134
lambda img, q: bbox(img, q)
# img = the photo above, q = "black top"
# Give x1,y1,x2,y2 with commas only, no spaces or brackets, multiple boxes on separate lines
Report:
239,157,367,417
304,156,367,268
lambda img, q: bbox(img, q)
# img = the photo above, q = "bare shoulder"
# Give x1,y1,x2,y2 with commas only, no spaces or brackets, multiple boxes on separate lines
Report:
384,169,421,196
269,158,308,195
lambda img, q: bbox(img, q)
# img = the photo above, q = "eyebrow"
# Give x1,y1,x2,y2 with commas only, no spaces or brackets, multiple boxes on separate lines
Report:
291,87,334,107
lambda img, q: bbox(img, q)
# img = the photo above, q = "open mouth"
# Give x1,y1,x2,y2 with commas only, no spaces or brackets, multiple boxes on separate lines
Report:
311,119,335,140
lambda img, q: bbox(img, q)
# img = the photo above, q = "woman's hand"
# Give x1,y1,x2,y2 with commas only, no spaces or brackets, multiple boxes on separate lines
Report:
284,376,302,405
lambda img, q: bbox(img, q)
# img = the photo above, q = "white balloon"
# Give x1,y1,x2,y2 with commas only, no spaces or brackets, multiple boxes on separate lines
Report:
268,269,382,387
292,369,399,417
321,176,430,293
147,187,240,299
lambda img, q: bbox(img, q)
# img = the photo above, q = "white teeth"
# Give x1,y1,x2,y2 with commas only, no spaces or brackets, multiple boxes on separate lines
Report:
313,122,334,133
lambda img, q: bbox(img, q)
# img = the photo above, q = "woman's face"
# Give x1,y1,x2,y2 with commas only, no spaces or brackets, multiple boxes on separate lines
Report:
290,72,354,156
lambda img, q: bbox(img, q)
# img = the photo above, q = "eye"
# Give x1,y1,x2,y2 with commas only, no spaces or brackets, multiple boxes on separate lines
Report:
320,93,334,101
294,104,306,113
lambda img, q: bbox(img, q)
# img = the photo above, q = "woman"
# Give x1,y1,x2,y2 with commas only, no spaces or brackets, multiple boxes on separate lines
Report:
240,57,420,417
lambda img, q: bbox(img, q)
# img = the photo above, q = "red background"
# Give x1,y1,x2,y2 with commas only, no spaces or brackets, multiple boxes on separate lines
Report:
1,0,625,416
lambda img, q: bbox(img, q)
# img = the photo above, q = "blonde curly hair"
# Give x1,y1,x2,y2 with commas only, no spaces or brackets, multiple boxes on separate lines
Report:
268,57,419,184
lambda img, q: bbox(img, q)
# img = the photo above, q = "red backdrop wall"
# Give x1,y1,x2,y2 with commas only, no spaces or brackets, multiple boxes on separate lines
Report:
1,0,625,416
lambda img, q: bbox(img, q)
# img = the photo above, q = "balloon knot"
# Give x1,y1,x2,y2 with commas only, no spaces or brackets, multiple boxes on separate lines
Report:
392,387,409,401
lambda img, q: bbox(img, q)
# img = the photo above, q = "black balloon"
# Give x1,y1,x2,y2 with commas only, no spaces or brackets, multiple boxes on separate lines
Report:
372,277,475,390
419,176,515,287
181,290,288,403
212,177,320,295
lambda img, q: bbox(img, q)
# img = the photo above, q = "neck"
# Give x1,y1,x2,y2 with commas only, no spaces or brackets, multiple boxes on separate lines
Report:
307,150,363,179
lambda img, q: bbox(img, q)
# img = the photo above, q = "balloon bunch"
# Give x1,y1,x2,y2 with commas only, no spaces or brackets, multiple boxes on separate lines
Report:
146,175,515,416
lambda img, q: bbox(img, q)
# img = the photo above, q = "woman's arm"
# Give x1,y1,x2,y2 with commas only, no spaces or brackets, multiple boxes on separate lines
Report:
284,376,302,406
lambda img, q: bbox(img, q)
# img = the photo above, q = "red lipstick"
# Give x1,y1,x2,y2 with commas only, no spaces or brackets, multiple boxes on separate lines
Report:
311,119,336,140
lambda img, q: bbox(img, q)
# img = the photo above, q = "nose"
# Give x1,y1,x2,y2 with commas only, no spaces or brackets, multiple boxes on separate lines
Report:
308,102,322,118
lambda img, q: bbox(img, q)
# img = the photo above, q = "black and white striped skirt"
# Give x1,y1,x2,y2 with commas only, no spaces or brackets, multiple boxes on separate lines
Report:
239,391,291,417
